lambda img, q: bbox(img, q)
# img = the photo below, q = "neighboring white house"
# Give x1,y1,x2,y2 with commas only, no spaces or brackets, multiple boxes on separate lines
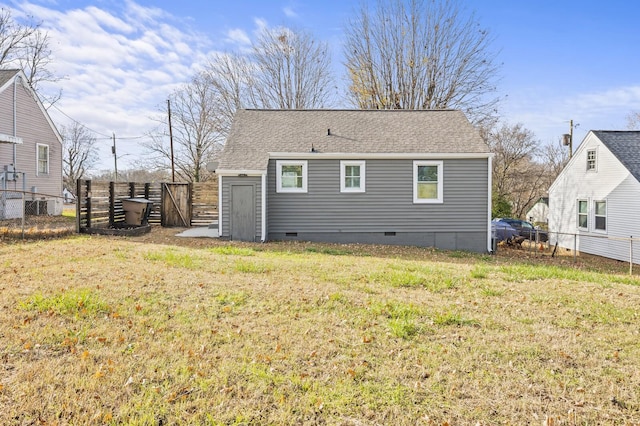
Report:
548,130,640,263
526,197,549,224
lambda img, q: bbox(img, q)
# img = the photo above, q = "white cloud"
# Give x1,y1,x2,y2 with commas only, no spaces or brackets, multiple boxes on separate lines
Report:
253,17,269,33
283,7,298,18
502,84,640,146
2,1,215,169
226,28,251,46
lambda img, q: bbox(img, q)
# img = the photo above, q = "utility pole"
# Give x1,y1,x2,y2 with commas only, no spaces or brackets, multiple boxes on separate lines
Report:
167,99,175,182
112,133,118,181
569,119,574,159
562,119,577,158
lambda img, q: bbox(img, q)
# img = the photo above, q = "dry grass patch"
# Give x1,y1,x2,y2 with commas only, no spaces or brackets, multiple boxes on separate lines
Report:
1,233,639,424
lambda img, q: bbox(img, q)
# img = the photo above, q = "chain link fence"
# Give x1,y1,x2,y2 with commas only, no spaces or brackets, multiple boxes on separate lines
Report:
0,189,75,240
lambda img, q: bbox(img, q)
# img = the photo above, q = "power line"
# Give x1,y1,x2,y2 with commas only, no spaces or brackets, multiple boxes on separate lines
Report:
49,102,153,141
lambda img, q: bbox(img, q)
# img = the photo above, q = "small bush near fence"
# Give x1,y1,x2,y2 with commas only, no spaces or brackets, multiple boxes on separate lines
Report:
0,190,75,240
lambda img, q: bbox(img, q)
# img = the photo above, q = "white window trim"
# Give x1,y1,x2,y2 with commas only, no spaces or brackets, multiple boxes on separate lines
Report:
340,160,366,193
36,143,49,176
586,148,597,172
276,160,307,193
593,199,607,233
577,199,588,230
413,160,443,204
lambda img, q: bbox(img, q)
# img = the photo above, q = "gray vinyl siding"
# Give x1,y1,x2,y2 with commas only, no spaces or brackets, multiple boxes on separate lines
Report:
0,80,62,197
220,175,262,241
267,158,489,251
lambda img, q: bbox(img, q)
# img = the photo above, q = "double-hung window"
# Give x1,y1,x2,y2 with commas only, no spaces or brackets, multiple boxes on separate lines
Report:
577,200,588,229
413,161,443,203
594,200,607,231
340,160,365,193
276,160,307,193
37,144,49,175
586,149,596,171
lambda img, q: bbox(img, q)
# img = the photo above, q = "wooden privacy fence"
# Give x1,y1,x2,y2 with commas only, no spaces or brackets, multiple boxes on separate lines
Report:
77,179,218,232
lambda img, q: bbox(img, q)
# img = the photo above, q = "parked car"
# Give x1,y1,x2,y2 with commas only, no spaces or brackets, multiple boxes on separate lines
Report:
491,219,519,243
494,218,548,242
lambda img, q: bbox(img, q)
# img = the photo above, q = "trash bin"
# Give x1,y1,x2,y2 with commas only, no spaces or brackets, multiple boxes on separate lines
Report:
122,198,153,226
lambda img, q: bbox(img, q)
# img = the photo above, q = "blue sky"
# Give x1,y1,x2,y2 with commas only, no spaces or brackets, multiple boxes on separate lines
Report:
3,0,640,171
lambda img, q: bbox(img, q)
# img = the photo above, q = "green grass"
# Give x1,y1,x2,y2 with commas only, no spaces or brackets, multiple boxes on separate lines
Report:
143,248,202,269
209,246,255,256
18,288,110,317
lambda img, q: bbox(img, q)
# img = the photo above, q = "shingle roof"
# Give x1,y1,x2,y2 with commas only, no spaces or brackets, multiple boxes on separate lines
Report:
218,109,488,171
0,69,19,88
593,131,640,181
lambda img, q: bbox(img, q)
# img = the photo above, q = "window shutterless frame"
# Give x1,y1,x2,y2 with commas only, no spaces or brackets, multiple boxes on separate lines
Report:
413,160,443,204
276,160,308,193
340,160,366,193
36,143,49,175
577,199,588,230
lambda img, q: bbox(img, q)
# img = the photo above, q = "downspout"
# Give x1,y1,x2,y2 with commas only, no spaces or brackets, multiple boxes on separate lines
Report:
487,155,493,253
261,173,266,242
218,174,223,236
13,74,19,167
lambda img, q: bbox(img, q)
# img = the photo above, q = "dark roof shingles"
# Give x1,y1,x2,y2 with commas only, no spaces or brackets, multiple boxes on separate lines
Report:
593,130,640,181
219,109,488,170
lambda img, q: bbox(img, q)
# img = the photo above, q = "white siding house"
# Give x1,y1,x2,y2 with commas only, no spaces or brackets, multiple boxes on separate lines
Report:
526,197,549,224
548,131,640,263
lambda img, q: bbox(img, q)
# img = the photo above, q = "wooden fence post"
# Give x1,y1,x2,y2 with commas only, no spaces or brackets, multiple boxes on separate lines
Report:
75,178,81,233
109,181,115,226
129,182,136,199
86,180,92,230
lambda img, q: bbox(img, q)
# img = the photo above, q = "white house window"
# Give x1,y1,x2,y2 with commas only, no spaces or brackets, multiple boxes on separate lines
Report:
586,149,596,171
577,200,588,229
594,200,607,231
413,160,443,203
340,160,365,193
37,144,49,175
276,160,307,193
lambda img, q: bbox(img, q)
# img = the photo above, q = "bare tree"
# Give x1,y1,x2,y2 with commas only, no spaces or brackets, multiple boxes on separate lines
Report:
626,111,640,129
485,122,553,218
144,72,225,182
90,168,170,183
61,122,98,193
251,28,334,109
204,52,258,139
145,27,333,181
0,8,60,102
344,0,500,125
0,8,35,65
540,139,569,177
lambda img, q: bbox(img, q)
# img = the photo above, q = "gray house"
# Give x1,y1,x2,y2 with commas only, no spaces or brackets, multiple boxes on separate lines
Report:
216,109,492,252
0,69,63,219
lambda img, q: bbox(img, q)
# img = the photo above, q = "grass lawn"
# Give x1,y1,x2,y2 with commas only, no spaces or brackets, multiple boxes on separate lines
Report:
1,233,639,424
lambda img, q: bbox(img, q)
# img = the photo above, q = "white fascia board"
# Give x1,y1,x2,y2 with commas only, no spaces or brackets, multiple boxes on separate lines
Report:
215,169,266,176
269,152,493,160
